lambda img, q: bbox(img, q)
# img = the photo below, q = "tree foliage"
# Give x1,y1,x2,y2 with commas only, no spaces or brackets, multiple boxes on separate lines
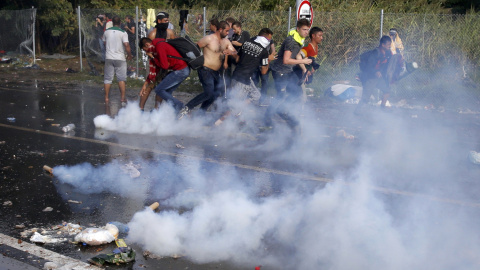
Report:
0,0,479,52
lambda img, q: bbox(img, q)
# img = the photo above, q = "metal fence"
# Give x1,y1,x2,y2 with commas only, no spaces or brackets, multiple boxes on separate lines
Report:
0,7,467,110
0,8,36,63
76,7,480,109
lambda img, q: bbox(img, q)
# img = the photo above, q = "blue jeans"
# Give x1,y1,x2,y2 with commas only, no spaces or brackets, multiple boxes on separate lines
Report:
252,67,270,101
154,67,190,111
264,70,301,128
98,37,106,62
186,66,225,110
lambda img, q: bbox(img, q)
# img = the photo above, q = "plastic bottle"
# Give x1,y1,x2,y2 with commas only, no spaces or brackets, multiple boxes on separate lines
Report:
108,221,129,234
62,123,75,132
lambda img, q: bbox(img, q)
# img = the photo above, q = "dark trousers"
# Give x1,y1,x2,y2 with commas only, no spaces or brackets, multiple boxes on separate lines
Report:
264,70,302,128
252,67,270,102
186,66,225,111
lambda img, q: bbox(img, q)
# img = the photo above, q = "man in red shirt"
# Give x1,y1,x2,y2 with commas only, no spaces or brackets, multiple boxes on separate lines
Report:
297,27,323,84
139,37,190,111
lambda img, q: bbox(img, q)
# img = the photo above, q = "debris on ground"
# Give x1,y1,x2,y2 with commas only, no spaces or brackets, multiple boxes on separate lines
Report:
21,222,83,242
121,162,141,178
175,144,185,149
469,151,480,165
30,232,47,243
108,222,129,234
62,124,75,133
67,200,82,204
142,250,183,259
325,84,362,103
30,232,66,244
43,207,54,212
24,64,41,69
88,246,136,266
15,224,26,229
43,165,54,174
143,250,163,259
3,201,13,206
74,223,119,245
336,129,355,140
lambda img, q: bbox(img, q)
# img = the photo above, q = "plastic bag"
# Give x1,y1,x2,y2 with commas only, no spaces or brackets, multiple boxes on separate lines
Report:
74,223,118,245
88,247,136,266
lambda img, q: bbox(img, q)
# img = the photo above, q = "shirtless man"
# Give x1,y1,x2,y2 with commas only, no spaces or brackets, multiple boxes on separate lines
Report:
178,20,236,118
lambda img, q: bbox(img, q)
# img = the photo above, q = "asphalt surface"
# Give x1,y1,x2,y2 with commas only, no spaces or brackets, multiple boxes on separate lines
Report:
1,74,480,269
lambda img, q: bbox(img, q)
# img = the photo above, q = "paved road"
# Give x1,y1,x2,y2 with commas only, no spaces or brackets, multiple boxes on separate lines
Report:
1,76,480,269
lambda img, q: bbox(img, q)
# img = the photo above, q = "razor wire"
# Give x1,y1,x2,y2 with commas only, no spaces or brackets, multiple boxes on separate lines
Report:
0,8,36,59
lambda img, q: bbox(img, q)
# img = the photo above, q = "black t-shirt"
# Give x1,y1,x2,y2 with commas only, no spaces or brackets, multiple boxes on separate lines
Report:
232,38,269,85
270,36,302,74
126,21,136,40
231,30,251,52
95,23,104,38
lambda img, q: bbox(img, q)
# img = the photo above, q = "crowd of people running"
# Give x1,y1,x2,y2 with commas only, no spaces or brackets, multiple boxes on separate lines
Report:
100,10,407,133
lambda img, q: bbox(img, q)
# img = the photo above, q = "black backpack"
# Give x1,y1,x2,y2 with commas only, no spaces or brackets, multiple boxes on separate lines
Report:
359,48,378,72
154,36,204,70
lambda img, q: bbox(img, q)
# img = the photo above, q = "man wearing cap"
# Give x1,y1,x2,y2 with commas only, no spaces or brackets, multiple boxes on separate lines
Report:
148,12,176,41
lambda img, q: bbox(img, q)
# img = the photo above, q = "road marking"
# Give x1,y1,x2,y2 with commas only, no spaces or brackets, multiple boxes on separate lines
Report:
0,233,101,269
1,123,480,208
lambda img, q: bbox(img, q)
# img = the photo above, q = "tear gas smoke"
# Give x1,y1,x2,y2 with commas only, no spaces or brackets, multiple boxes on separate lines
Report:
76,82,480,269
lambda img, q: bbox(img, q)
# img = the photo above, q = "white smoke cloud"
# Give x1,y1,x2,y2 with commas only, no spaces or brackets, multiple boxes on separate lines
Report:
63,84,480,269
125,155,480,269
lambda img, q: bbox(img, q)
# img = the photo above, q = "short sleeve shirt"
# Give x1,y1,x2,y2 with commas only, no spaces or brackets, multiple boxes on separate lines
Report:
231,31,251,52
126,21,136,40
232,39,269,85
103,26,129,61
301,43,318,58
270,36,302,74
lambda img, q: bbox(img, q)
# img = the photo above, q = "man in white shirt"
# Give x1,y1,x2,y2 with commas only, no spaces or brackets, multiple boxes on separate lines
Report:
103,16,133,104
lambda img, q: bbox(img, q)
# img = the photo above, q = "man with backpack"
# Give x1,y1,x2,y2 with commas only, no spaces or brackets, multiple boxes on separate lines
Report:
355,35,393,115
139,37,190,111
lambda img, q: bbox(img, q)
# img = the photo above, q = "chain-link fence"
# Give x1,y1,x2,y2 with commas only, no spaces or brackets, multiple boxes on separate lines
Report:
0,8,36,61
75,7,480,109
309,11,480,109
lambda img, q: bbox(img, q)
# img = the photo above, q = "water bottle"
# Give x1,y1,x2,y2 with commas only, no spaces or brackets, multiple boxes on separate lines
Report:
108,221,129,234
62,123,75,132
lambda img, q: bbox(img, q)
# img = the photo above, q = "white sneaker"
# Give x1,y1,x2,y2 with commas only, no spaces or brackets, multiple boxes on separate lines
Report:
177,106,190,120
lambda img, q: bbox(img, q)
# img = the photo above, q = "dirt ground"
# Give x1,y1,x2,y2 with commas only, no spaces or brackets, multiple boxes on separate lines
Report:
0,54,205,101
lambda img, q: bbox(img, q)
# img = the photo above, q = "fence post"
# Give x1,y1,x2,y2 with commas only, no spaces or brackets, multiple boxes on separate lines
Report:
136,6,139,78
203,7,206,36
77,6,83,72
380,9,384,39
288,7,292,34
32,6,36,65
